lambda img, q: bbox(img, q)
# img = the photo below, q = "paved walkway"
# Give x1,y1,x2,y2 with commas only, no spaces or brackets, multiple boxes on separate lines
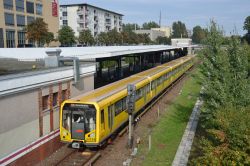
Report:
172,99,202,166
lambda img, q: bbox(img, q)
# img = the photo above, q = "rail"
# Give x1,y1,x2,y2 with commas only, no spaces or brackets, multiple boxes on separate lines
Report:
55,149,100,166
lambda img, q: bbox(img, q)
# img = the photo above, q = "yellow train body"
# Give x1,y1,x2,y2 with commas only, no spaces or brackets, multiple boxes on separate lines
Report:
60,55,195,147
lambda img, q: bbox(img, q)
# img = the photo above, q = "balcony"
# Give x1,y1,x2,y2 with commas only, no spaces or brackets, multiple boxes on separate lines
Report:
77,18,85,23
60,7,67,12
105,22,111,26
77,10,84,15
61,16,67,20
105,14,111,18
77,27,85,32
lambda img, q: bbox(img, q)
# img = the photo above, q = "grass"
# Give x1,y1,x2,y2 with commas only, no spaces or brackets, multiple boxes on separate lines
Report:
134,68,202,166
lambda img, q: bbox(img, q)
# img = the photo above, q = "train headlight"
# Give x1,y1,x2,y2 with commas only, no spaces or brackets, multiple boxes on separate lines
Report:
63,131,67,136
90,133,95,138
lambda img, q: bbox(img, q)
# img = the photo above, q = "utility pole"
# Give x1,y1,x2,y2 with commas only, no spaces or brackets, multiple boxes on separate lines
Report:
159,10,162,28
127,84,136,149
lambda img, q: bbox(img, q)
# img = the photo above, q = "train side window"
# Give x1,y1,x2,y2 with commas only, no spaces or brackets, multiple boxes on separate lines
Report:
147,84,150,93
122,97,127,110
101,110,105,129
115,100,123,116
151,80,156,89
136,88,143,101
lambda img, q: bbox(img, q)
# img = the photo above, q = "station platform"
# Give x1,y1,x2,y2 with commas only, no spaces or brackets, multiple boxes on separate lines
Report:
0,130,63,166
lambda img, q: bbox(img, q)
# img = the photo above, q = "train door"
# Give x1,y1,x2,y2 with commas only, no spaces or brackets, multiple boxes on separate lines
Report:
100,109,105,136
71,111,85,140
143,86,147,103
108,105,114,131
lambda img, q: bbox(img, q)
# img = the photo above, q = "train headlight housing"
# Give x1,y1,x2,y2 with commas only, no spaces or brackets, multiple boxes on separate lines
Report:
90,133,95,138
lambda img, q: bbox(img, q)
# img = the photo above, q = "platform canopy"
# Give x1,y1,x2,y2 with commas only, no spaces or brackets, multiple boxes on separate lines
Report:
0,45,188,61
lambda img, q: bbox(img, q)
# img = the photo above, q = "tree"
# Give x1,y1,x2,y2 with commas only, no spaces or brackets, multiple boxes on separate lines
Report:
243,16,250,33
97,32,109,45
43,32,54,47
128,31,139,44
155,36,171,45
192,26,206,44
78,29,94,46
142,21,160,29
243,16,250,44
137,33,151,44
107,29,122,45
226,36,250,106
26,18,48,47
200,21,231,114
123,23,140,32
189,21,250,165
58,26,76,46
172,21,188,38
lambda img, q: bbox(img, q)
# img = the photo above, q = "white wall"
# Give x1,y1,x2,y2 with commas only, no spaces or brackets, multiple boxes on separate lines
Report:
67,6,79,37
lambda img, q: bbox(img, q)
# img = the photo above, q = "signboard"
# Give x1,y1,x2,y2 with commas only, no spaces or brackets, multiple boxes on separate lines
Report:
127,84,136,114
52,0,58,17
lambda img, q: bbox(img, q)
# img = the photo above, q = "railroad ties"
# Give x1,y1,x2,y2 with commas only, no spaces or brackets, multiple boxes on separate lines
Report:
55,149,101,166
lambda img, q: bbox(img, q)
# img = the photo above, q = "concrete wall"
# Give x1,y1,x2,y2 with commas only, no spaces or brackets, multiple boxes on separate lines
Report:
43,0,60,47
134,29,165,41
151,27,172,38
67,6,79,37
0,74,94,159
171,38,192,47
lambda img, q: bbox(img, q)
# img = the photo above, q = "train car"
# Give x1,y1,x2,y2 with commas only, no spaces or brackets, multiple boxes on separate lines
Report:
60,55,195,148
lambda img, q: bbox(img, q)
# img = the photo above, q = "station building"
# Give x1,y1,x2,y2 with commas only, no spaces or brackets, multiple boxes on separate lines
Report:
0,64,95,163
0,0,59,48
0,45,191,165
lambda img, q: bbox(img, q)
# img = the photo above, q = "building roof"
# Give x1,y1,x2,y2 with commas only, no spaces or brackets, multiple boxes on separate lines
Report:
0,45,184,61
0,64,95,97
60,3,123,16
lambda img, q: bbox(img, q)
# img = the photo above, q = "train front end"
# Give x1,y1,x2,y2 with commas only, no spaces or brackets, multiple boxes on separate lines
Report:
60,101,97,148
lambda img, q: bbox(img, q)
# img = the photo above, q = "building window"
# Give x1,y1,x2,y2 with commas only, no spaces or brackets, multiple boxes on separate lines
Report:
6,30,15,48
16,15,25,27
5,13,15,26
26,1,34,14
62,12,67,16
18,31,25,45
42,95,49,110
0,29,4,48
4,0,13,10
62,20,68,26
28,39,35,45
16,0,24,12
53,92,58,107
62,90,67,101
27,16,34,24
36,3,43,15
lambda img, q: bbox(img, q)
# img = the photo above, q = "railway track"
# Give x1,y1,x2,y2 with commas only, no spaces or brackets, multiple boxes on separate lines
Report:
53,62,197,166
55,149,101,166
136,65,194,120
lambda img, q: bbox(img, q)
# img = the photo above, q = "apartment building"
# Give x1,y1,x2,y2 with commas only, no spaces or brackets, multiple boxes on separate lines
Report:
59,3,123,37
0,0,59,48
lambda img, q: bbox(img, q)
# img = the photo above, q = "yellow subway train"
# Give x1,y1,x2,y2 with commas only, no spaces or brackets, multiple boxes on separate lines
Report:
60,55,195,148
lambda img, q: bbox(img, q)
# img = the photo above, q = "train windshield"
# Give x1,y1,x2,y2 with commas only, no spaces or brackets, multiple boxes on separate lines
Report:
62,103,96,136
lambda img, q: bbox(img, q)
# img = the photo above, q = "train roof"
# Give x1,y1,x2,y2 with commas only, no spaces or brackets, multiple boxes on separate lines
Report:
69,55,194,103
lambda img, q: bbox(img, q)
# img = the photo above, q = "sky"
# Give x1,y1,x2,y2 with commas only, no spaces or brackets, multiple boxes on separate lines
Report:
59,0,250,36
